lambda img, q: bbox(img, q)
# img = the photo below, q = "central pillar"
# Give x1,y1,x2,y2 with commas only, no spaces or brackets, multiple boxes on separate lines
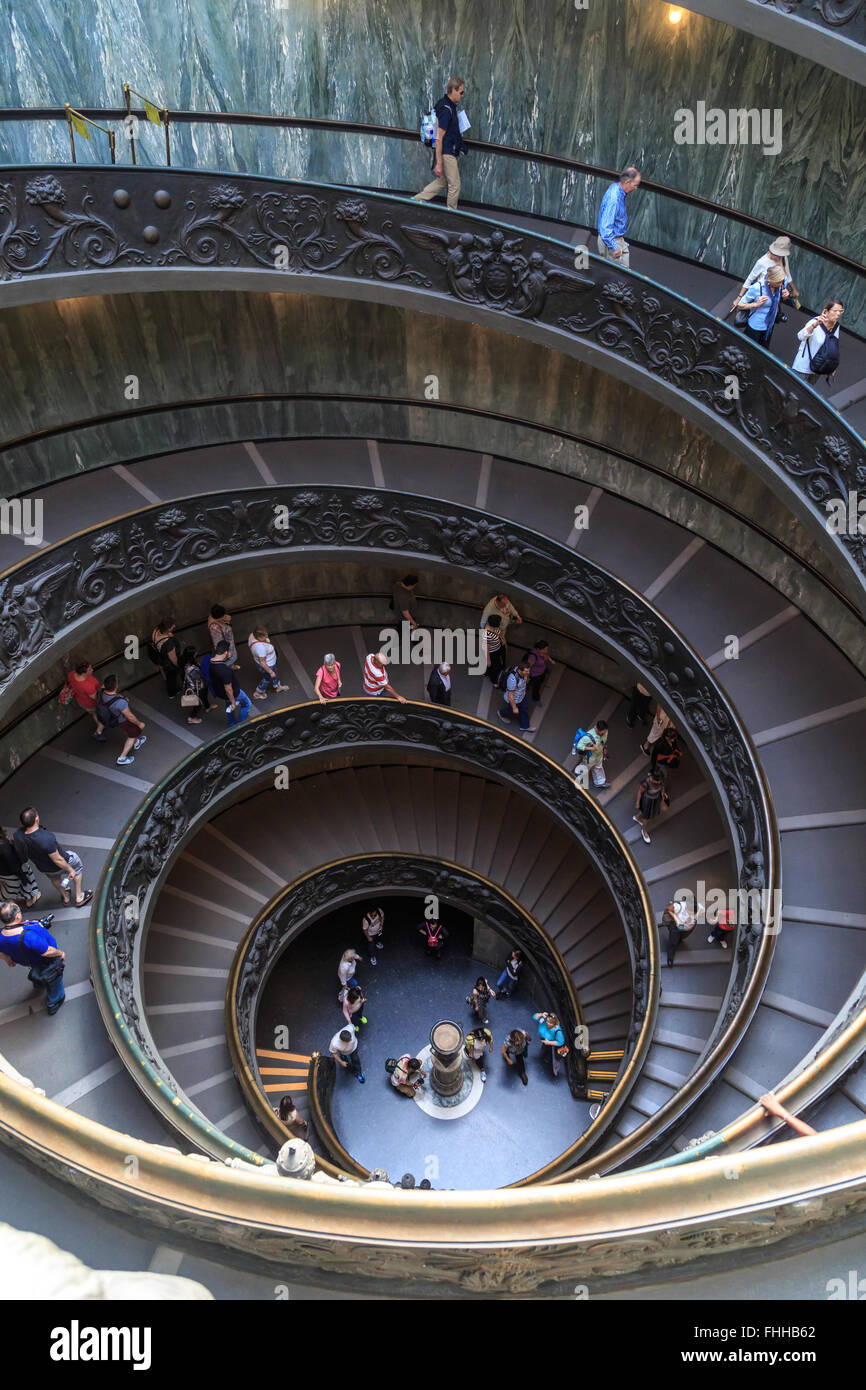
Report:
429,1020,464,1097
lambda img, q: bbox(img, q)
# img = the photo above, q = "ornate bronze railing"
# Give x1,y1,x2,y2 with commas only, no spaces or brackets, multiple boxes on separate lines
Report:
0,1064,864,1295
0,111,862,320
3,481,774,1162
0,168,863,599
92,702,656,1163
685,0,866,82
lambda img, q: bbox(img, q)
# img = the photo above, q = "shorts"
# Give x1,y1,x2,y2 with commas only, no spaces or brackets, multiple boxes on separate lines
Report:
45,849,83,884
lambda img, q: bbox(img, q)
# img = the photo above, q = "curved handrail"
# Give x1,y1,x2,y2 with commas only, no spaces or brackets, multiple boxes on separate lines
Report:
638,966,866,1172
683,0,866,86
225,853,626,1182
0,168,862,598
0,1063,865,1292
307,1054,370,1180
92,702,657,1164
0,108,861,279
0,396,857,632
0,481,775,1165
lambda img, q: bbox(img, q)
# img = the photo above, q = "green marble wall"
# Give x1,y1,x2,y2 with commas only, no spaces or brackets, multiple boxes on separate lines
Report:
0,0,862,323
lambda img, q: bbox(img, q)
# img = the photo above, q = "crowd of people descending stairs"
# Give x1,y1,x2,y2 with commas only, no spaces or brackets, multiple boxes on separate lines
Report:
0,581,701,1021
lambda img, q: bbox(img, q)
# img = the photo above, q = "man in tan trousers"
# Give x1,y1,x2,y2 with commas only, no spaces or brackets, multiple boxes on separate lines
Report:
414,77,467,210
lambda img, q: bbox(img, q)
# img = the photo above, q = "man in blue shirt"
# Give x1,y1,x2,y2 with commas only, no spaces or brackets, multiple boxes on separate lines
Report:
597,166,641,270
497,661,535,732
208,641,252,725
0,901,65,1014
414,76,467,210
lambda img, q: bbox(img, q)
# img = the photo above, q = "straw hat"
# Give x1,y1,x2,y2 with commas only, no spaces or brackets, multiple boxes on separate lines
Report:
766,265,786,285
769,235,792,257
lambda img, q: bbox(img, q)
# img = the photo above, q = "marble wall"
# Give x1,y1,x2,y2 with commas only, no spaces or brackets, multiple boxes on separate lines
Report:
0,0,862,319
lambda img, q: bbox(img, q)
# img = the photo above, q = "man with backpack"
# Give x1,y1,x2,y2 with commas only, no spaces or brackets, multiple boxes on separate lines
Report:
792,299,843,385
414,77,467,210
497,661,534,732
95,674,147,767
0,901,65,1015
573,720,609,788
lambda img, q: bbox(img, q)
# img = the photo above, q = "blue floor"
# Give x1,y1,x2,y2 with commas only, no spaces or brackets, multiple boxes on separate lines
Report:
257,899,590,1189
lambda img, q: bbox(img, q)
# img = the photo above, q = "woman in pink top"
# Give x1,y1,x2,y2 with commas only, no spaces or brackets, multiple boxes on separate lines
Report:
314,653,342,703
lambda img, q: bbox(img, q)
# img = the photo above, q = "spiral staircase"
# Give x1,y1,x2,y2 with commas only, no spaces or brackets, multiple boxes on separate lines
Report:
1,19,866,1295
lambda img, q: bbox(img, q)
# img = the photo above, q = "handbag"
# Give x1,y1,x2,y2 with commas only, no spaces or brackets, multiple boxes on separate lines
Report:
180,691,200,708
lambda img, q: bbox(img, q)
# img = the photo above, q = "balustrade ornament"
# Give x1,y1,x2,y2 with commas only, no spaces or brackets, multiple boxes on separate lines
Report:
98,705,649,1109
0,168,863,589
756,0,866,32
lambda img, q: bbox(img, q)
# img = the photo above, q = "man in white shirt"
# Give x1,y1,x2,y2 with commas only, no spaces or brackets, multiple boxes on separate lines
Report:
248,626,288,700
330,1027,365,1083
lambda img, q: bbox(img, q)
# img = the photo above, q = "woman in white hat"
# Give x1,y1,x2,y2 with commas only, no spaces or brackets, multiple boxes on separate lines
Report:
732,235,799,319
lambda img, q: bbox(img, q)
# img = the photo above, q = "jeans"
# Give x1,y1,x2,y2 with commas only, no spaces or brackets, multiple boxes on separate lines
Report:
225,690,252,725
541,1042,561,1077
496,969,517,996
28,957,65,1013
499,694,530,730
487,648,505,686
509,1050,527,1082
666,923,681,967
597,235,629,270
529,672,547,702
255,662,281,694
343,1048,363,1078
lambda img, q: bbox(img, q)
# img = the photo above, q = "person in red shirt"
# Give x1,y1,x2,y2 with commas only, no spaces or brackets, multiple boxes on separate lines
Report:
62,662,103,737
708,906,736,949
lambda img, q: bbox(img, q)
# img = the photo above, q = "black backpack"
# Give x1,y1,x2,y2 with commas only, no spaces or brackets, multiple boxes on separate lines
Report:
96,692,124,728
807,327,840,378
496,664,520,692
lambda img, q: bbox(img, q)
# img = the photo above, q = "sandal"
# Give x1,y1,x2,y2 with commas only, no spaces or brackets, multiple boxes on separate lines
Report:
74,890,94,909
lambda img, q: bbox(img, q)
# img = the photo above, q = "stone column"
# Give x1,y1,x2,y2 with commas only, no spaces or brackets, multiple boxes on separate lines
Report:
429,1020,464,1097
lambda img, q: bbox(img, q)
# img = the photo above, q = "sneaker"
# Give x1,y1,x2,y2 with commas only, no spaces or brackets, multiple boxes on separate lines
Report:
632,815,642,826
480,1070,487,1082
641,828,651,844
133,735,147,750
720,939,729,949
707,934,715,943
482,1017,489,1025
370,956,377,966
92,731,107,742
117,755,135,765
523,725,538,733
357,1074,366,1084
640,742,650,756
497,712,510,724
360,1016,368,1024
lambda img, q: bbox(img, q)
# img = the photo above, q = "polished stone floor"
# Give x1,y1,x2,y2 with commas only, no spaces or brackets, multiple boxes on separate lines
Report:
258,898,590,1189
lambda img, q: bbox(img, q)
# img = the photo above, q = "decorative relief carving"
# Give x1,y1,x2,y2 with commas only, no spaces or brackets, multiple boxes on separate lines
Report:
0,168,861,583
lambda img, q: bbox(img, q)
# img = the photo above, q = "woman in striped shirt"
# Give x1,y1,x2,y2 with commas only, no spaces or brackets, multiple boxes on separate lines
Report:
483,615,505,686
